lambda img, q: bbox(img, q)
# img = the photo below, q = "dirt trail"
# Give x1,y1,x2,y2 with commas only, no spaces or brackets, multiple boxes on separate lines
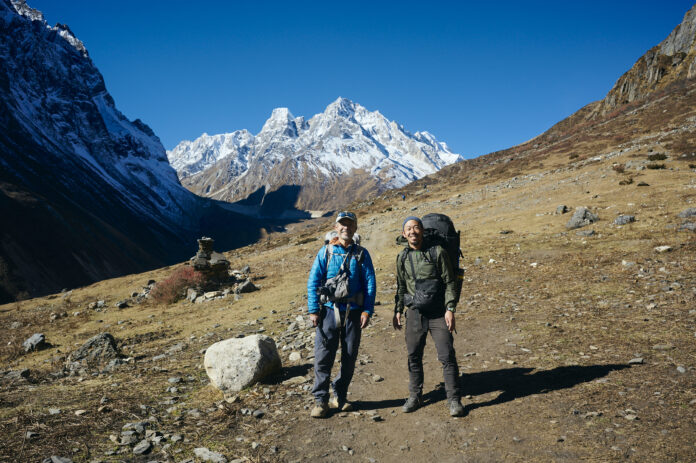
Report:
279,308,525,463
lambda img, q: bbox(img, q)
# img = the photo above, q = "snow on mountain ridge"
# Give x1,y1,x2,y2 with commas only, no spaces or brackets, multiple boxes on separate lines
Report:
168,97,462,209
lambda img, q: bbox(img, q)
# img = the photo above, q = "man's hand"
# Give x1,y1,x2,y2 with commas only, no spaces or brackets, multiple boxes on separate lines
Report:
392,312,402,330
445,310,455,333
360,312,370,329
310,313,319,327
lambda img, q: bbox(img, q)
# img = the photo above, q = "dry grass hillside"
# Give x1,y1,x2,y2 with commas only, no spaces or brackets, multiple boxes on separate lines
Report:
1,81,695,462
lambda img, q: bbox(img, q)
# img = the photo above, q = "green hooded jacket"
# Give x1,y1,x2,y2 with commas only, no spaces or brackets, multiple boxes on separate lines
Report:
395,244,456,313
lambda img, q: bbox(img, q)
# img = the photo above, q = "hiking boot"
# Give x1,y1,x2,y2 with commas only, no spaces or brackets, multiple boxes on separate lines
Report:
448,398,465,417
310,400,328,418
329,397,354,412
402,395,422,413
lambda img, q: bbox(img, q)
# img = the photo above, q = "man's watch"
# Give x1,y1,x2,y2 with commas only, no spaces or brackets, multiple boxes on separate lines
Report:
446,306,456,313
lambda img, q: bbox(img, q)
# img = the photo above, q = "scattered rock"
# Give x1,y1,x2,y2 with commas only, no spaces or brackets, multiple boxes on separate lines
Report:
204,335,281,393
614,215,635,225
68,333,122,365
2,369,30,381
115,300,129,309
132,439,152,455
42,457,73,463
556,205,569,214
678,222,695,232
576,230,595,237
654,246,673,253
628,358,644,365
236,279,259,294
676,366,686,374
652,343,673,351
566,207,599,229
677,208,696,218
288,352,302,362
194,447,228,463
23,333,47,353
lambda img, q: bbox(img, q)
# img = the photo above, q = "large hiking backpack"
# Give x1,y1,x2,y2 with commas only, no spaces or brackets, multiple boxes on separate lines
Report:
421,213,464,305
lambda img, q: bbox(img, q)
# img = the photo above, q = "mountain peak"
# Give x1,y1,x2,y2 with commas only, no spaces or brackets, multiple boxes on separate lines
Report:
9,0,42,21
259,107,300,138
325,96,359,117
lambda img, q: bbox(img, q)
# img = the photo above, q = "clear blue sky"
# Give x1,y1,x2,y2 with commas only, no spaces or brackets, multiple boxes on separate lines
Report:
30,0,695,158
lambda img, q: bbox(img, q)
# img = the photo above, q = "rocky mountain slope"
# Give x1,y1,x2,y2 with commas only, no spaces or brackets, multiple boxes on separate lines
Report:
1,3,695,463
167,98,461,212
0,0,263,303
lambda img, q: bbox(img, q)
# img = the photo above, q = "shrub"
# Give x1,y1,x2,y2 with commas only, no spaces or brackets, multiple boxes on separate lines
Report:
689,164,696,169
150,266,206,304
619,177,633,185
646,163,666,170
612,163,625,174
647,153,667,161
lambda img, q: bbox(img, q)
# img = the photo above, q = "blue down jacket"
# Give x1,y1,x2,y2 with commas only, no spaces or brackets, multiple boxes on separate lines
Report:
307,242,376,315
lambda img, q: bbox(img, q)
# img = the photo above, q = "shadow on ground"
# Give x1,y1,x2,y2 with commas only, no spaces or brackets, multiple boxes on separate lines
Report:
421,364,630,411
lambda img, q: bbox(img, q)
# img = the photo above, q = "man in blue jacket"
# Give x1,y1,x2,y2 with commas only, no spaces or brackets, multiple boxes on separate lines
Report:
307,211,376,418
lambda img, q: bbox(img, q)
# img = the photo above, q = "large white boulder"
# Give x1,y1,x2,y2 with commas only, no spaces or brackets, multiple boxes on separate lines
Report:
204,335,281,393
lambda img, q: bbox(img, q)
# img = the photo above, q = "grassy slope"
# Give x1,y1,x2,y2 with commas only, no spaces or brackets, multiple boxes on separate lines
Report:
1,82,695,462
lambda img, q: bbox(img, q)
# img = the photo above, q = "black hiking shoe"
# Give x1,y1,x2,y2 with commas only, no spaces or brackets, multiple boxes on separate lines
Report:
402,395,422,413
448,398,465,417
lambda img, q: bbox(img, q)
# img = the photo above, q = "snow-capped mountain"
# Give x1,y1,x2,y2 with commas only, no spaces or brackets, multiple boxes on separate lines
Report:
0,0,260,302
167,98,462,210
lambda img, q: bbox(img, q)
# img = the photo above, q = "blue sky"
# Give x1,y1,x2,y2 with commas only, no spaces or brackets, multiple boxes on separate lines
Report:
30,0,695,158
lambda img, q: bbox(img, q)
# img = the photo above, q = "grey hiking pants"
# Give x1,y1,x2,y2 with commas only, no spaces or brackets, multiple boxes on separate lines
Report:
405,309,460,400
312,307,362,402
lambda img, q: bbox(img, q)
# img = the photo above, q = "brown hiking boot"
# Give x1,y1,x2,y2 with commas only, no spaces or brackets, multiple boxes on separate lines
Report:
310,400,328,418
329,397,354,412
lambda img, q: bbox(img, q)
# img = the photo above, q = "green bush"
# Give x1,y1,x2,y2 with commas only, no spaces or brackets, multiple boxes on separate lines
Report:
646,163,666,170
647,153,667,161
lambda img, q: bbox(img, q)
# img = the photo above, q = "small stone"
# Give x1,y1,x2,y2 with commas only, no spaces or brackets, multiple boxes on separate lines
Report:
624,414,638,421
194,447,227,463
288,352,301,362
652,344,673,351
23,333,47,353
613,215,635,225
252,409,265,418
372,375,384,382
25,431,39,439
74,409,87,416
628,358,644,365
132,440,152,455
654,245,673,253
48,408,61,415
676,366,686,374
168,377,183,384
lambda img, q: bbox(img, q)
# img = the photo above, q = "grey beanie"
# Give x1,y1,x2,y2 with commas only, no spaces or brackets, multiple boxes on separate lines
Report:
402,216,423,230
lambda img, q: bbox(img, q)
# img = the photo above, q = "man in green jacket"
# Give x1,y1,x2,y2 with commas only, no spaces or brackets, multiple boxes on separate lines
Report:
392,216,465,417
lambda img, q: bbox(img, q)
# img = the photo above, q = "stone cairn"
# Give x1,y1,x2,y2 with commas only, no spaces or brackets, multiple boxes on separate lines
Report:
190,237,230,285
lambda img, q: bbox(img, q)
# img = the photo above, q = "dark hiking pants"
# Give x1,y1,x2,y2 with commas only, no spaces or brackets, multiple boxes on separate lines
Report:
405,309,460,400
312,307,362,402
